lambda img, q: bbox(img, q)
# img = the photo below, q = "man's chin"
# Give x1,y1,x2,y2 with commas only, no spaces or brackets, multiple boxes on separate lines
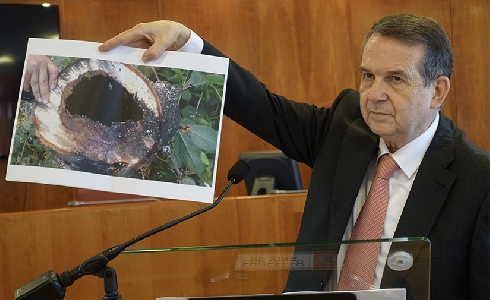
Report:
368,123,395,138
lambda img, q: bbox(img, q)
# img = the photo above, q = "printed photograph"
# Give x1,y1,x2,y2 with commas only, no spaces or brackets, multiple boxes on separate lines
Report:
10,55,225,188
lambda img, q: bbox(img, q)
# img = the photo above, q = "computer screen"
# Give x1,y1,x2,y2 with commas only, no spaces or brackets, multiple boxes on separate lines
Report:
238,150,304,195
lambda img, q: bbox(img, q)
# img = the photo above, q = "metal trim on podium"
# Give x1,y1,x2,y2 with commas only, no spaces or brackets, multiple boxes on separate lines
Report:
120,238,429,300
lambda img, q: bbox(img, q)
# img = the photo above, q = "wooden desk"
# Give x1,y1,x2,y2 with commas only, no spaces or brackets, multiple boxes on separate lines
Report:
0,193,307,300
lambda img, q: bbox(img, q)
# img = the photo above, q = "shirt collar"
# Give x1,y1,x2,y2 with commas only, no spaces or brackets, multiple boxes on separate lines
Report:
378,113,440,178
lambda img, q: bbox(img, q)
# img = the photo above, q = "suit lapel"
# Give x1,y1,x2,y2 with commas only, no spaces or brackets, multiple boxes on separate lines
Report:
327,114,457,240
394,114,456,238
328,118,379,240
383,115,456,290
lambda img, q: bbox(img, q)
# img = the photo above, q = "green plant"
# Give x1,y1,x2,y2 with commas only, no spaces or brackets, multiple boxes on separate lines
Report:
138,66,225,187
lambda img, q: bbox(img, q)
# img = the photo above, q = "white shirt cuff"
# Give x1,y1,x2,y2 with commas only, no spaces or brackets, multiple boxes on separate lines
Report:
177,30,204,54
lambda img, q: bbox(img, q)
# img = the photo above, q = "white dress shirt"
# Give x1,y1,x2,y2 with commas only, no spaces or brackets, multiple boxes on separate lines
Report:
178,30,203,54
336,113,440,288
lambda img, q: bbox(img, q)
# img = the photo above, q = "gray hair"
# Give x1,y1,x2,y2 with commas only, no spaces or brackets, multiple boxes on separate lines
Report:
362,14,454,87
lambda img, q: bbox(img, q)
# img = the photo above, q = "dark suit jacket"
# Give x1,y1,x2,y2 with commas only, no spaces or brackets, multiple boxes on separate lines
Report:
202,41,489,300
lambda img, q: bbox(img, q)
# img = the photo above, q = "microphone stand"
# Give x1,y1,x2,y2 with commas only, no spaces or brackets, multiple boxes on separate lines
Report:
76,178,236,300
14,161,249,300
100,266,121,300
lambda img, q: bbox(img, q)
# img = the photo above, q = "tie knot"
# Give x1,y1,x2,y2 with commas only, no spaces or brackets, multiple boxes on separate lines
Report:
376,154,399,180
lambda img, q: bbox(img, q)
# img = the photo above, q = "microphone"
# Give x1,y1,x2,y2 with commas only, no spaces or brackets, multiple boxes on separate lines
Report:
14,161,250,300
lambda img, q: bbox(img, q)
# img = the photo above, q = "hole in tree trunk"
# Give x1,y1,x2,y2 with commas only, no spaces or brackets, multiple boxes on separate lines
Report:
65,75,143,126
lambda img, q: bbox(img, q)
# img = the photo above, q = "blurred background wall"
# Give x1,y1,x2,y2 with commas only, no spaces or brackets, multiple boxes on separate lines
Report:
0,0,488,212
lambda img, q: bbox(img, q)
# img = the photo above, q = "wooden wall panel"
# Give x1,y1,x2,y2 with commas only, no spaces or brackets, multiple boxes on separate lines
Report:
256,0,358,186
0,0,488,212
0,194,307,300
60,0,162,42
0,158,25,212
23,182,75,209
257,0,358,102
451,0,490,151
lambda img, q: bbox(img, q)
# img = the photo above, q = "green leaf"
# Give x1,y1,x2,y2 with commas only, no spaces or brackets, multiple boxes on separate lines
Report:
173,131,205,176
205,74,225,85
181,106,198,118
52,56,77,69
21,115,32,131
181,89,192,101
197,117,211,127
187,125,218,154
208,89,221,106
144,154,178,182
180,117,198,125
201,167,213,186
13,136,21,150
190,71,206,87
200,151,209,167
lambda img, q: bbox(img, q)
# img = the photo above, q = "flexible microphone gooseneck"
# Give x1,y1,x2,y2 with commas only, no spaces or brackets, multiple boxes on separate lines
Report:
14,160,250,300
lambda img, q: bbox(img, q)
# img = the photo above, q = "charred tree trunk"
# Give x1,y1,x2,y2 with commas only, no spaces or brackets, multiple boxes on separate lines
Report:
32,58,182,177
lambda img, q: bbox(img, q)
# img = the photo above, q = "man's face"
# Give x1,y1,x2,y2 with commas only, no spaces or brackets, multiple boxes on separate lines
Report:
359,34,440,152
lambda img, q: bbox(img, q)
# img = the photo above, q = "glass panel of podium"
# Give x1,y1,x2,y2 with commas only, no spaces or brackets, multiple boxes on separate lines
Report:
117,237,430,300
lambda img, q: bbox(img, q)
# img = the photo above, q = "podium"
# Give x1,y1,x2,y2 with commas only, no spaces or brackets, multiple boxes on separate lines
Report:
1,196,429,300
115,238,429,300
158,293,358,299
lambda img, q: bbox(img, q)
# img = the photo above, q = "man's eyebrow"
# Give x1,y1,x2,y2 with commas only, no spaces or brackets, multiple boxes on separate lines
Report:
386,69,410,77
358,66,410,78
359,66,369,72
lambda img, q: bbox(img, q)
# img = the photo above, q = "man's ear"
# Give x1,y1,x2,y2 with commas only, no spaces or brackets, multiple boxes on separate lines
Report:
430,76,450,109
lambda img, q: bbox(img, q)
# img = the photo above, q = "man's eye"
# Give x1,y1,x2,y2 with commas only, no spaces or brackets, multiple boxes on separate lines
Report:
362,73,374,80
390,76,403,82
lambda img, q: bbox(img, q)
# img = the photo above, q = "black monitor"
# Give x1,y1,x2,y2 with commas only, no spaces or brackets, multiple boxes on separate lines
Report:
0,3,60,157
238,150,305,195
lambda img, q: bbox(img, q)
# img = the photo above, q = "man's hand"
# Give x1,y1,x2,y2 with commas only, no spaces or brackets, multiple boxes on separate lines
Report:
98,20,191,63
23,54,59,103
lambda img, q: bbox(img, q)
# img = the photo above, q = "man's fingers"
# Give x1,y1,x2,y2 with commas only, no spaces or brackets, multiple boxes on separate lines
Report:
99,25,151,52
24,55,58,103
29,59,50,103
47,62,59,90
98,29,129,52
98,35,128,52
142,39,169,62
38,65,51,103
99,21,190,63
29,72,41,102
141,30,188,62
23,72,32,92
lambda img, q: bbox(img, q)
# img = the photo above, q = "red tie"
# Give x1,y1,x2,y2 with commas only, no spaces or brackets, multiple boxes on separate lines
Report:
337,154,399,290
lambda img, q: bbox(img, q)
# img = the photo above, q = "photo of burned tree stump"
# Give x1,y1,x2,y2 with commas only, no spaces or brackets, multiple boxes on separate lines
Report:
11,53,225,188
31,58,182,177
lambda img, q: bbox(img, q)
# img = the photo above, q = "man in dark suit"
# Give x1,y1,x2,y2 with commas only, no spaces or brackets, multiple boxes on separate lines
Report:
28,14,489,300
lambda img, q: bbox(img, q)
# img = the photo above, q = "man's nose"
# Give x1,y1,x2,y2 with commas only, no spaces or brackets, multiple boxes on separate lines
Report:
367,79,389,101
